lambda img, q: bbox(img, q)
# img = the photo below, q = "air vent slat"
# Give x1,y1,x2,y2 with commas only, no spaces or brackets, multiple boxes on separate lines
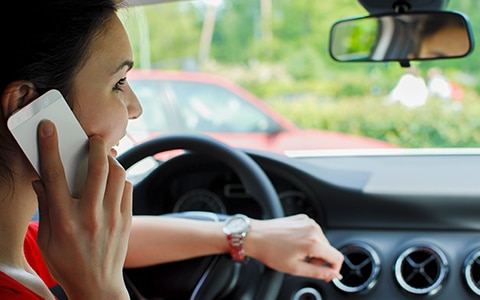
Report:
394,244,448,296
333,243,380,294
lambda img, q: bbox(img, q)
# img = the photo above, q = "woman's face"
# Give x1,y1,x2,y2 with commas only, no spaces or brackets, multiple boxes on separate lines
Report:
419,26,470,59
70,14,142,156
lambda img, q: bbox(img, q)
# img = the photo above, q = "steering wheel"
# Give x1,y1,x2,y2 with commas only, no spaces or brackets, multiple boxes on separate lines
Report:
117,133,285,300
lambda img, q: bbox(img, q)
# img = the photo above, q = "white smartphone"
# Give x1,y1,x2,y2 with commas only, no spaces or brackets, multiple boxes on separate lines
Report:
7,89,89,198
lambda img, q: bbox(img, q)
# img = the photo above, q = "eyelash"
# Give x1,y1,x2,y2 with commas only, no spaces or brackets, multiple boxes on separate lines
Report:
114,77,127,91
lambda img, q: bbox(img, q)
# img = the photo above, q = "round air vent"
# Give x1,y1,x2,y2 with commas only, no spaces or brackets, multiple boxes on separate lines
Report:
464,248,480,296
394,244,448,295
332,242,381,294
292,287,322,300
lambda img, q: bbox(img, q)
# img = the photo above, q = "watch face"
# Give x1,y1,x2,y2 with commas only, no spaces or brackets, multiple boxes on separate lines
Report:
224,214,250,235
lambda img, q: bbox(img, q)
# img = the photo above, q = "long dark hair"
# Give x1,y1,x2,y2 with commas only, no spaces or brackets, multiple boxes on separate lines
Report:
0,0,123,192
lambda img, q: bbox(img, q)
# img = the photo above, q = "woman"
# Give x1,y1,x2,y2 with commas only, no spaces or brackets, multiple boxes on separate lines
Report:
2,1,136,298
0,0,343,298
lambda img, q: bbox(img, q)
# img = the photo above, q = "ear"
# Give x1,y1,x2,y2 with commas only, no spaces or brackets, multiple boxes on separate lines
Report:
1,81,39,118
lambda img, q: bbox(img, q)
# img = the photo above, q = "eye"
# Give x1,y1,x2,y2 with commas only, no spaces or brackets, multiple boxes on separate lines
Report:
114,77,127,91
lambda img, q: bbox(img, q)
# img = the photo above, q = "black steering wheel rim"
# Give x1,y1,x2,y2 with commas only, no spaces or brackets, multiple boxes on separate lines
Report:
118,133,285,299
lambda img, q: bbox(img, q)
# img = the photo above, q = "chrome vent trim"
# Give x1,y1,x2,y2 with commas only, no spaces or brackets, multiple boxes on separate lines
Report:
292,287,322,300
464,248,480,296
394,244,448,295
332,242,381,294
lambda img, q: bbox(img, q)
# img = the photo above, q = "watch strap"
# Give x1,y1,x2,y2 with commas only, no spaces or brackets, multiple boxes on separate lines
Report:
226,233,248,262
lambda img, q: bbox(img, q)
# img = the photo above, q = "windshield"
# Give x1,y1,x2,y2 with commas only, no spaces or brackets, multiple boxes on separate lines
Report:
128,79,281,133
119,0,480,154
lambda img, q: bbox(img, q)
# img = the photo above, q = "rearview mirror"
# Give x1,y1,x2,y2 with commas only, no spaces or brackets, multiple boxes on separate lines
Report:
329,11,474,66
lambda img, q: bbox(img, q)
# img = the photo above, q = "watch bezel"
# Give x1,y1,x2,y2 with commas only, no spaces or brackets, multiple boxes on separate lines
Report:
223,214,251,236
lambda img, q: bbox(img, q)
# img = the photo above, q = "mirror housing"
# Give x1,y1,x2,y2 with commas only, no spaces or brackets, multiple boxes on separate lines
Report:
329,11,474,67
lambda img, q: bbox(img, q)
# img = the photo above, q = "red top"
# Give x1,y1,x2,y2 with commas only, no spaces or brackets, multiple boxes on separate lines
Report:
0,222,58,299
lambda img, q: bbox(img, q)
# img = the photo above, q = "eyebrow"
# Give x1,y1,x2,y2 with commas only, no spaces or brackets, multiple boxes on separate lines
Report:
115,60,134,74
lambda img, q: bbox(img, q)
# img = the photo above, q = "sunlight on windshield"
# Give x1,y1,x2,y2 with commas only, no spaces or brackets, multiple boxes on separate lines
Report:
119,0,480,152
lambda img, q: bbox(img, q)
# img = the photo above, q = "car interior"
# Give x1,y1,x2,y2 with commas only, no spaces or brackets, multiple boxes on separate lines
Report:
120,0,480,299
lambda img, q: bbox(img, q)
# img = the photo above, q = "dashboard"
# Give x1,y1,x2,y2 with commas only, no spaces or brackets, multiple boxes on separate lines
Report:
131,152,322,221
127,147,480,300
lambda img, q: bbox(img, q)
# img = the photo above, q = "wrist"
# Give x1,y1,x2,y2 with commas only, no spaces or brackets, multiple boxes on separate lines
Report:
222,214,251,262
243,219,261,259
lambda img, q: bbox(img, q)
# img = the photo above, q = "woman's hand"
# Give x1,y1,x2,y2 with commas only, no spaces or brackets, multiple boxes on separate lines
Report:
245,214,344,282
33,120,132,300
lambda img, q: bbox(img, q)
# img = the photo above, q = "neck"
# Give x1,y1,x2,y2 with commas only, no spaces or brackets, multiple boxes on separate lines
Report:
0,196,37,268
0,160,38,267
0,165,54,299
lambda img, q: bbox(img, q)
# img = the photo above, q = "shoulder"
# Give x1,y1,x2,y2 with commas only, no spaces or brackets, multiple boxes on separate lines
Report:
0,271,45,299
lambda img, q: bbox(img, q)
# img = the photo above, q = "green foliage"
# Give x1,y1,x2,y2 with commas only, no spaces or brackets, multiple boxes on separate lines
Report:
120,3,202,69
120,0,480,148
268,92,480,148
282,46,325,80
211,0,259,62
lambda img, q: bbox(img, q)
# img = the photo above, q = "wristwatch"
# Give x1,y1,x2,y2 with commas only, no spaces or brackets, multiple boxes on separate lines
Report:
223,214,251,263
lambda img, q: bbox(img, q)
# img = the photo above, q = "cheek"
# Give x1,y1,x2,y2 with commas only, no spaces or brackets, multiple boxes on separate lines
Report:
75,101,129,146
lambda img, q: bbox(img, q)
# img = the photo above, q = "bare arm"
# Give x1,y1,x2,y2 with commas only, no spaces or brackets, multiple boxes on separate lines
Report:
126,214,343,282
125,216,227,266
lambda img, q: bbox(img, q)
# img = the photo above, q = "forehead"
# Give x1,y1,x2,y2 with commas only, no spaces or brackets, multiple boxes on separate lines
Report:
84,15,133,75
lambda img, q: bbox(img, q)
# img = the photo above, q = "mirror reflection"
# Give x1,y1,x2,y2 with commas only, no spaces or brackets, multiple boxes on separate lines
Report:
330,12,473,63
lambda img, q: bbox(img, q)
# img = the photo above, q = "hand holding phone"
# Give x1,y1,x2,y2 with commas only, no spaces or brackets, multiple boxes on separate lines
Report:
7,89,89,198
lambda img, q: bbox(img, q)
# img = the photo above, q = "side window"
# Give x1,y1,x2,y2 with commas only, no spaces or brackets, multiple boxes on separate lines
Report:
170,81,280,133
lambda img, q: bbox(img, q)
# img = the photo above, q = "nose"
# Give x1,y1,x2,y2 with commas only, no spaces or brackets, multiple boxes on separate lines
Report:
126,87,142,120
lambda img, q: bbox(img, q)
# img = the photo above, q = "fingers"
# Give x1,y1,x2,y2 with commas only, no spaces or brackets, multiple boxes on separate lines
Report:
305,243,344,281
293,215,343,269
250,214,344,282
37,119,130,215
36,118,131,229
102,156,127,213
121,180,133,216
298,259,342,282
35,120,132,297
81,135,109,206
36,120,71,219
286,236,343,281
102,155,132,233
313,240,344,271
81,136,131,207
300,217,344,279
